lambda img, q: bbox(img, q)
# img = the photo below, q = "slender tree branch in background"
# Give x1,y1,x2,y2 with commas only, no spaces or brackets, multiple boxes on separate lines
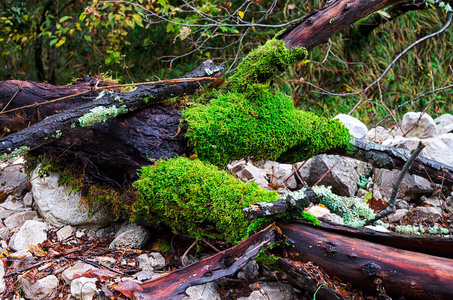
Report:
348,11,453,114
377,83,453,127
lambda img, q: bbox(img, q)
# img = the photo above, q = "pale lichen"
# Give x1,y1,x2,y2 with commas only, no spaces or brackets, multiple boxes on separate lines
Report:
78,105,128,127
0,146,30,163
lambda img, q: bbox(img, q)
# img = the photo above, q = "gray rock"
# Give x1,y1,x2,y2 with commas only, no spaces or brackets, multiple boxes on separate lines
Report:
262,161,297,190
0,223,10,241
182,282,221,300
387,209,409,223
343,157,373,179
423,133,453,167
4,211,38,230
382,136,420,151
298,155,359,197
19,275,58,300
134,269,155,281
0,196,26,220
31,167,111,228
400,112,436,138
0,160,29,195
421,196,444,207
228,160,270,190
137,252,166,270
23,192,33,207
365,126,393,143
0,260,5,294
237,260,260,280
9,220,47,251
62,261,98,284
434,113,453,135
109,225,150,249
93,256,116,267
57,225,74,241
374,169,433,199
70,277,98,300
364,225,390,233
238,282,299,300
412,206,443,222
333,114,368,139
396,199,410,210
356,188,368,197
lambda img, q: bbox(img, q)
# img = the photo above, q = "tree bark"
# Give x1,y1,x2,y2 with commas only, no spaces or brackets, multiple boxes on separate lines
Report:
277,0,406,50
275,220,453,300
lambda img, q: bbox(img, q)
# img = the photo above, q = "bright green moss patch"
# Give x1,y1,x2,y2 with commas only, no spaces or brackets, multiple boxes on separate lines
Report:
132,157,280,244
183,84,351,167
227,39,308,91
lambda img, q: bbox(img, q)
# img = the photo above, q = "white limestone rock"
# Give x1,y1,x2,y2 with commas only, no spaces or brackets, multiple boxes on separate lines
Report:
365,126,393,143
238,282,300,300
109,224,150,249
333,114,368,139
9,220,47,251
228,160,270,190
0,260,5,294
434,113,453,135
62,261,98,284
182,282,221,300
261,161,297,190
70,277,98,300
387,209,409,223
57,225,74,241
31,167,111,227
19,275,58,300
400,112,436,139
4,211,38,230
0,159,29,195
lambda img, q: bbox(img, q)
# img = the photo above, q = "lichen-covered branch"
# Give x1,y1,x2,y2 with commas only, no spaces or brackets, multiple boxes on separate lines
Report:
0,60,221,156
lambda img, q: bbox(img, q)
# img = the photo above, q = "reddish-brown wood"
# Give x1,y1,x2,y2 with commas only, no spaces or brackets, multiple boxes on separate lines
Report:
278,0,406,50
276,221,453,299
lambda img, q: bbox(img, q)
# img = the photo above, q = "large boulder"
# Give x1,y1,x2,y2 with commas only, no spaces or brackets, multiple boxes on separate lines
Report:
31,167,112,228
400,112,436,138
298,155,359,197
333,114,368,139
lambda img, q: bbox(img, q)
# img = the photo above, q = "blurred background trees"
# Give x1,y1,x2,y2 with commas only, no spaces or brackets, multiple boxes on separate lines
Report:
0,0,452,123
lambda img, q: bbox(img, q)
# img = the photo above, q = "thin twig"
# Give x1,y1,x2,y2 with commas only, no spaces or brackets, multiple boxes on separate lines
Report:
77,257,126,275
0,77,216,115
365,141,425,225
313,161,339,186
181,240,197,267
4,259,55,278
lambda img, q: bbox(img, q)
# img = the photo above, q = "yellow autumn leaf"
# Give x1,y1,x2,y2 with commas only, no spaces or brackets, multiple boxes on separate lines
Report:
238,10,244,19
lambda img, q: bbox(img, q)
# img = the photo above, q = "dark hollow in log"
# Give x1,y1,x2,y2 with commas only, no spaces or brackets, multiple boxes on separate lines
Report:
275,221,453,300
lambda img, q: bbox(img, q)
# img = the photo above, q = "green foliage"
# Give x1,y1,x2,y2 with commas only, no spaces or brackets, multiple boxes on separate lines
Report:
132,157,280,244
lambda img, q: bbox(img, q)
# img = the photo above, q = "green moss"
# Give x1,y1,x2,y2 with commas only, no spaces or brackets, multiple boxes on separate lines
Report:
132,157,280,244
184,84,351,167
226,39,308,91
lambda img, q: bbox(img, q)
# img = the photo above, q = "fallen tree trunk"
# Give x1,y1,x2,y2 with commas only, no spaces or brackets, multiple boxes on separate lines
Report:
125,221,453,299
275,220,453,300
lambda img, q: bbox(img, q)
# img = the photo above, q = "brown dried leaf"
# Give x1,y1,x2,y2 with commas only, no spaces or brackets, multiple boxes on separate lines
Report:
116,281,143,299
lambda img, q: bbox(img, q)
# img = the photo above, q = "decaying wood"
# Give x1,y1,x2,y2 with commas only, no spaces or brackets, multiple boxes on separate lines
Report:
127,224,276,300
0,61,221,156
334,138,453,188
275,220,453,300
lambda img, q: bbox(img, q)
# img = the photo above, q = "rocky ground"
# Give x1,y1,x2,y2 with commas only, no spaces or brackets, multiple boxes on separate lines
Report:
0,111,452,299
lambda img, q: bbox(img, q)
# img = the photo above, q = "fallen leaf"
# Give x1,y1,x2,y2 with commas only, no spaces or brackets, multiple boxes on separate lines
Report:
82,269,118,282
116,281,143,299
